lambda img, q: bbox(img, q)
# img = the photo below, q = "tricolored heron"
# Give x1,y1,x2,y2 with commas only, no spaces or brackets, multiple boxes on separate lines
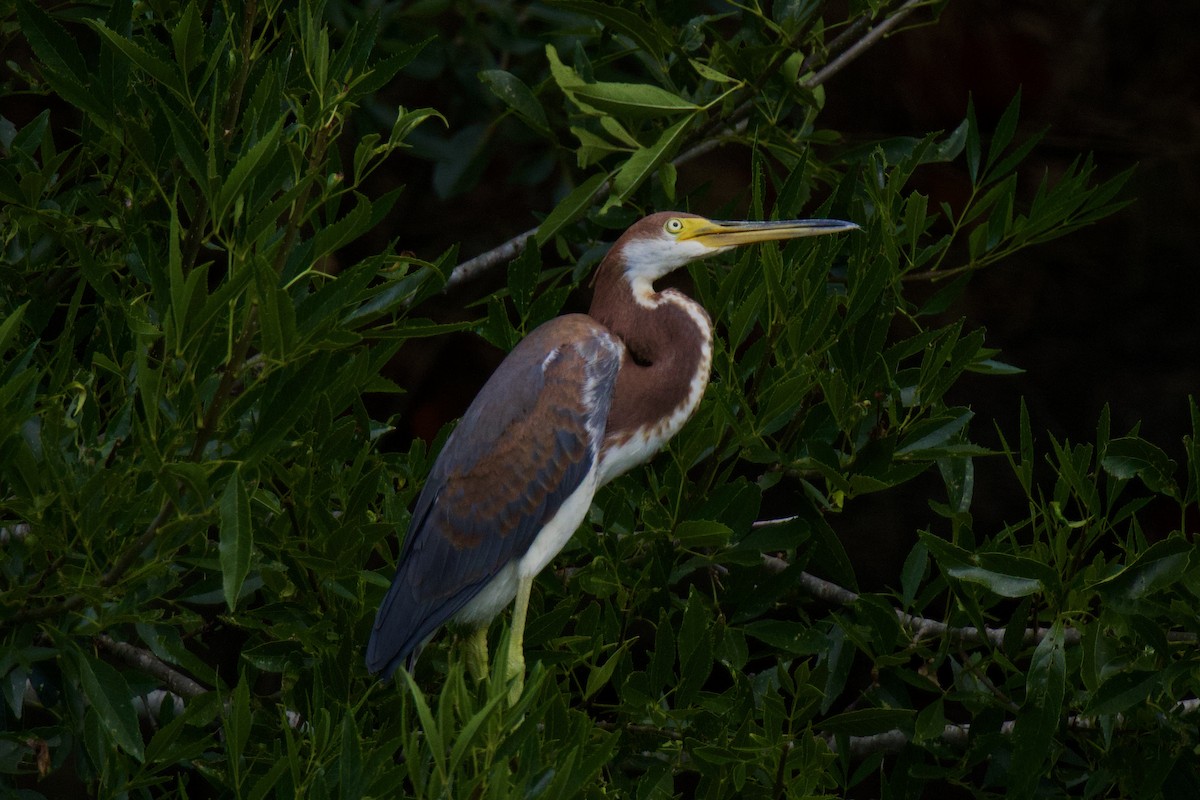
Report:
367,211,857,698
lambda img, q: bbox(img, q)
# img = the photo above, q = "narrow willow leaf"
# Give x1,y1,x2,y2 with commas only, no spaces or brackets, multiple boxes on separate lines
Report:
931,119,969,162
216,118,284,222
965,95,981,184
0,302,27,355
16,1,107,119
897,409,974,456
913,698,946,744
90,21,187,102
447,689,506,773
546,44,585,99
479,69,551,135
947,565,1040,598
1083,664,1190,717
609,115,692,205
966,357,1025,375
1009,620,1066,798
985,88,1022,175
400,669,446,778
584,643,628,700
18,0,86,82
570,82,698,119
225,677,251,789
673,519,733,549
339,711,364,800
219,469,253,611
312,192,375,262
75,652,145,762
689,58,736,84
171,1,204,75
537,174,608,246
819,707,914,737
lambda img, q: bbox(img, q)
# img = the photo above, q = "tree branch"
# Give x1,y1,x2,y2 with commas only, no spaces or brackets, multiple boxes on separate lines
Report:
828,697,1200,758
761,553,1198,647
96,634,210,700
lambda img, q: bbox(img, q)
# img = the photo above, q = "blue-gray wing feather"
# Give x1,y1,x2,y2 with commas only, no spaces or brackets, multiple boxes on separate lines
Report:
366,316,621,679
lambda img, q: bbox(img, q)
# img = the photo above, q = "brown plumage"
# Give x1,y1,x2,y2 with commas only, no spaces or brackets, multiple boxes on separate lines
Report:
367,211,856,687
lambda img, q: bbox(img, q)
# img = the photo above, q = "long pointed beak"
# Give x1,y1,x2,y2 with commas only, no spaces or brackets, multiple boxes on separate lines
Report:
682,217,859,249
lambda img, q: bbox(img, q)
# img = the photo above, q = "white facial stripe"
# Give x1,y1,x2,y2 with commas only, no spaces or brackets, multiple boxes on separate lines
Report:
620,235,718,285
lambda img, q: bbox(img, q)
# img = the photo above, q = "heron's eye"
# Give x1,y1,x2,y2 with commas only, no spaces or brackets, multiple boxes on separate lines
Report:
664,218,684,234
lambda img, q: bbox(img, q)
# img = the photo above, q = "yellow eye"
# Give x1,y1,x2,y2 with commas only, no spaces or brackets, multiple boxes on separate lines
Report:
664,218,684,234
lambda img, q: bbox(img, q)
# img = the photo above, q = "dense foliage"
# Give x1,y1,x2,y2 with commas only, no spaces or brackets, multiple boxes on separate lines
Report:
1,1,1197,797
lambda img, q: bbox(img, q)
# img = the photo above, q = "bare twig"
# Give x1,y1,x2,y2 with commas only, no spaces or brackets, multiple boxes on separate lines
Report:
801,0,929,91
96,634,210,700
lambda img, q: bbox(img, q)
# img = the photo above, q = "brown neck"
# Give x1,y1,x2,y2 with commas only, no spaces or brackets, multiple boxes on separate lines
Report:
588,257,712,439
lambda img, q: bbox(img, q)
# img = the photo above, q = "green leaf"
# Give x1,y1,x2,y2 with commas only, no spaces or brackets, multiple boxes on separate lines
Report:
742,620,824,655
75,651,145,762
339,710,364,800
819,708,914,736
89,20,187,102
913,697,946,744
896,409,974,456
479,69,551,136
0,302,27,356
219,469,253,611
536,173,608,246
1092,535,1194,601
1101,436,1180,498
608,115,692,206
17,0,87,85
584,643,628,700
964,95,981,184
568,81,697,119
225,677,251,783
401,669,446,779
1084,667,1178,717
216,117,284,222
919,533,1050,598
16,0,107,118
311,192,376,263
1009,620,1066,799
985,88,1022,176
171,1,205,75
673,519,732,549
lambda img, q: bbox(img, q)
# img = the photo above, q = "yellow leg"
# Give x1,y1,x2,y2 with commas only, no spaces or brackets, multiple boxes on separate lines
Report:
505,575,533,705
464,626,489,684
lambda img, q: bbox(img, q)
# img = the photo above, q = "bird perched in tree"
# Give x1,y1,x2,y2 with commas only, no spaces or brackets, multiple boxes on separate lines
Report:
367,211,857,699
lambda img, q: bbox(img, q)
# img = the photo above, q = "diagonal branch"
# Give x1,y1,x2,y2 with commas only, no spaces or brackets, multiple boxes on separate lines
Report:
96,634,210,700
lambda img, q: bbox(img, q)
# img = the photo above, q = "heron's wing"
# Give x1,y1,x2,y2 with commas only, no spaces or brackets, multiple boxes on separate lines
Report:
366,316,621,679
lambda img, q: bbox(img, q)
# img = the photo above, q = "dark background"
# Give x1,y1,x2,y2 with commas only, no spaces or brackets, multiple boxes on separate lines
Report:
379,1,1200,584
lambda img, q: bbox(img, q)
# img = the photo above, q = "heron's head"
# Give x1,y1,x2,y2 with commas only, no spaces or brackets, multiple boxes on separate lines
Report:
613,211,859,286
